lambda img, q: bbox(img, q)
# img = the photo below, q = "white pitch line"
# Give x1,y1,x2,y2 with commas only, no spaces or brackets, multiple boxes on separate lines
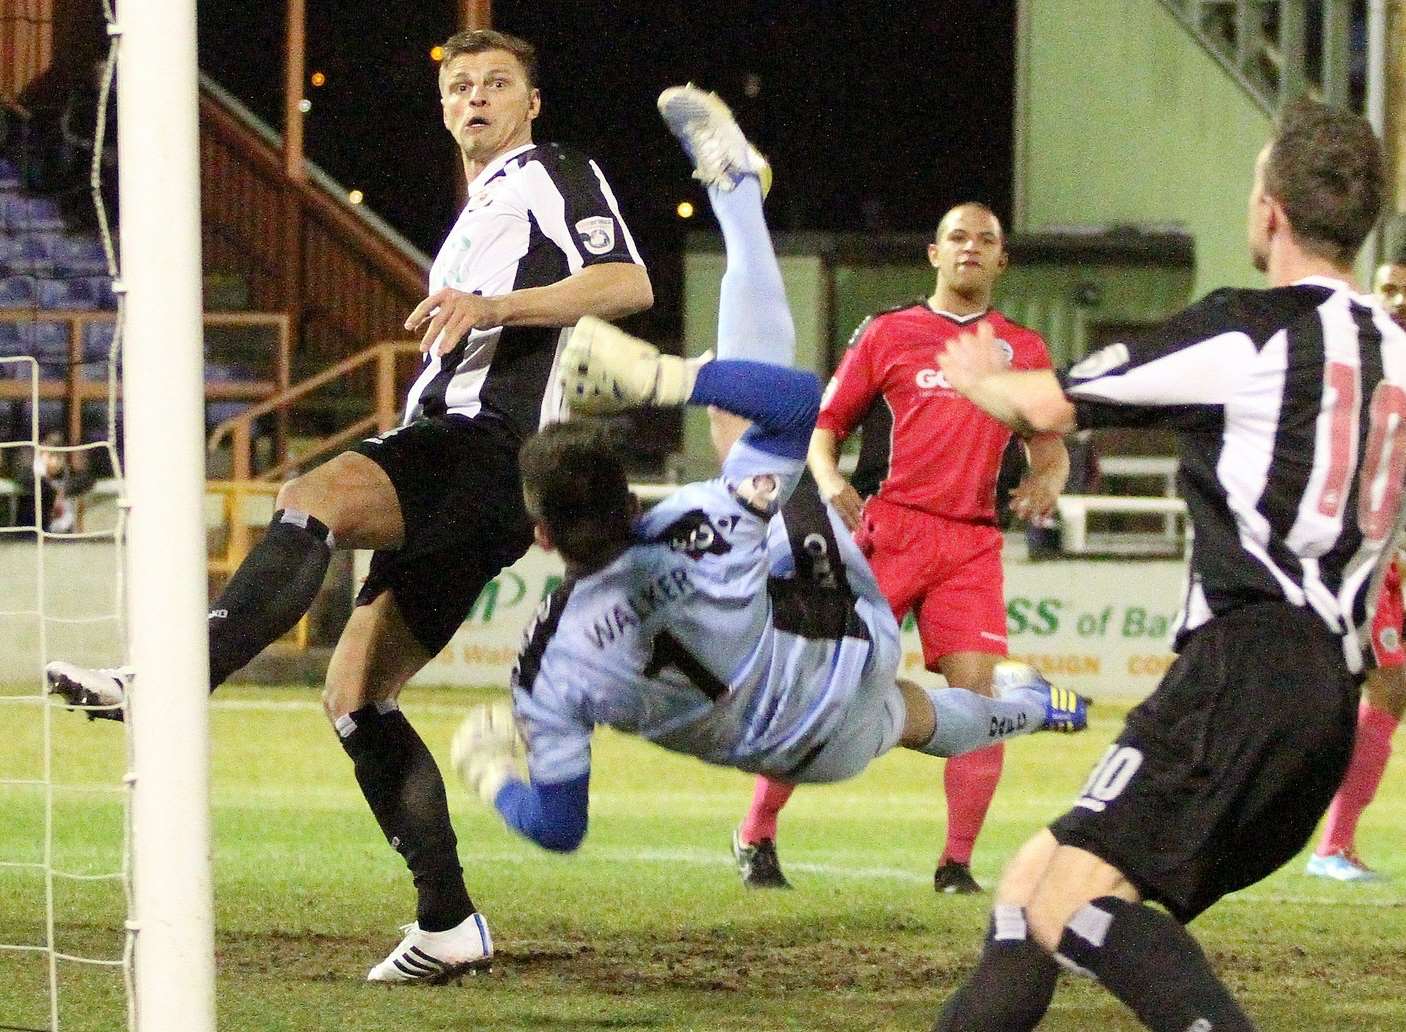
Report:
196,700,1406,908
584,848,1404,908
210,697,473,717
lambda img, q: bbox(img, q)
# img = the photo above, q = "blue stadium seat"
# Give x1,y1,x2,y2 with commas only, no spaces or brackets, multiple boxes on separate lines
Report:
0,275,37,308
82,319,117,361
0,192,63,230
37,275,115,311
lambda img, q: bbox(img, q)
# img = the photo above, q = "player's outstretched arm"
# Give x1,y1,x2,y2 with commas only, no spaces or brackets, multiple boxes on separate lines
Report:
452,704,590,852
406,263,653,356
939,322,1075,436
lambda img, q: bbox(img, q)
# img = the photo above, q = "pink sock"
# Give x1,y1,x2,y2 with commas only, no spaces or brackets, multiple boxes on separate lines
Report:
740,775,795,845
1317,700,1399,856
942,743,1005,865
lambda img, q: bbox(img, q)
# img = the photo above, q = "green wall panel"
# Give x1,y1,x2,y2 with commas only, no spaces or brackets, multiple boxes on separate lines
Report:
1017,0,1272,298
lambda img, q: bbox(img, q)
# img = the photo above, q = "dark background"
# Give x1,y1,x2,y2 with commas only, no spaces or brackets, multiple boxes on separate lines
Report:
198,1,1018,261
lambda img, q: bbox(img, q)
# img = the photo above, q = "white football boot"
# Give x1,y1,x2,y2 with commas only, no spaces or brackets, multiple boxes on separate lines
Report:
657,84,771,197
45,661,130,722
367,912,493,984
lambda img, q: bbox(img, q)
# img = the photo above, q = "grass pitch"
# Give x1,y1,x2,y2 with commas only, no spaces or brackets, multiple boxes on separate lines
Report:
2,684,1404,1031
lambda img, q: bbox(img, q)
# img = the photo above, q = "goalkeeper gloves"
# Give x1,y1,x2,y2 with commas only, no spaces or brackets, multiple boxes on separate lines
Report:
560,316,712,414
451,702,522,805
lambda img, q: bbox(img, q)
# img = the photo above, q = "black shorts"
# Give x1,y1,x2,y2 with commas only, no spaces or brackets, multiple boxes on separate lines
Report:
1049,601,1358,923
349,415,533,656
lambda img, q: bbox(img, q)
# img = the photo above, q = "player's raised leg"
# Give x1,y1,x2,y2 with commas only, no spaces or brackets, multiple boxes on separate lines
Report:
47,450,402,717
658,85,785,368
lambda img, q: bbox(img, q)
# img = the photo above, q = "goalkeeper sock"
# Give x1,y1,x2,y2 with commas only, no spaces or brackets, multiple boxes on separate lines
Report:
1055,896,1256,1032
710,177,794,366
336,702,474,933
918,687,1044,758
933,905,1057,1031
207,509,333,689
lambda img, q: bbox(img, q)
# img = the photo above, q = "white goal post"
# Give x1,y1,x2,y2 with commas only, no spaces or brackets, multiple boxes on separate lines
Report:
116,0,217,1028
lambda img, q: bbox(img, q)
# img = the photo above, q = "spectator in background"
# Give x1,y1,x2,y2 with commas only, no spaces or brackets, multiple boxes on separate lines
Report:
13,431,95,533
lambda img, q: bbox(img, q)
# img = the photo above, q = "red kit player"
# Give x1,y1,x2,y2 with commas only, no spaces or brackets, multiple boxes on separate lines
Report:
1306,254,1406,882
732,203,1070,892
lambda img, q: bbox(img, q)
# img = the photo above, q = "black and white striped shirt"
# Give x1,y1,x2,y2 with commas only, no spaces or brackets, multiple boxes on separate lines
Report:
404,141,644,439
1060,276,1406,673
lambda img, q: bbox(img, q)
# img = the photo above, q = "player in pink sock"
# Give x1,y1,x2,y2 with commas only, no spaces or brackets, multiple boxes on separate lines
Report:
1307,256,1406,883
733,204,1070,892
1307,558,1403,881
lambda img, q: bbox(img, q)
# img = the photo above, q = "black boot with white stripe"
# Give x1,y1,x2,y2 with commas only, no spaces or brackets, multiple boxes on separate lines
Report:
367,912,493,984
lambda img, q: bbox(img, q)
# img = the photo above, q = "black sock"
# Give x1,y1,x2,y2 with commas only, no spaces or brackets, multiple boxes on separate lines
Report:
207,509,333,689
933,905,1058,1032
336,703,474,932
1056,896,1256,1032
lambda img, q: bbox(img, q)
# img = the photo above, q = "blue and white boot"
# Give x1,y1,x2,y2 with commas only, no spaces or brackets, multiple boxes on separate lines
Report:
993,660,1089,733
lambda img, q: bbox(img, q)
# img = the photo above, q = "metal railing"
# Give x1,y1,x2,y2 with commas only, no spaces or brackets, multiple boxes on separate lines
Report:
0,310,290,445
206,338,421,483
1154,0,1365,113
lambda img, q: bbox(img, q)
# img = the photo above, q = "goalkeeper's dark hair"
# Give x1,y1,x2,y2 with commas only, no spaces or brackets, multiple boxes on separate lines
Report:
520,420,636,570
1264,96,1384,266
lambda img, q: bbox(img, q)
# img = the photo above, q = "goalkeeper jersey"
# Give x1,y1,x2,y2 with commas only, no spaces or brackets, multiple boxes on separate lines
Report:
510,438,899,786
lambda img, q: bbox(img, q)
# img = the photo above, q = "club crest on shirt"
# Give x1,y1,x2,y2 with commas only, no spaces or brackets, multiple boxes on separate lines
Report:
575,216,616,255
732,474,781,515
662,509,732,559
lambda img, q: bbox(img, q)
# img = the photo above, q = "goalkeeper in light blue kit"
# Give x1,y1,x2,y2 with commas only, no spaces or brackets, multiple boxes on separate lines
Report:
452,85,1088,853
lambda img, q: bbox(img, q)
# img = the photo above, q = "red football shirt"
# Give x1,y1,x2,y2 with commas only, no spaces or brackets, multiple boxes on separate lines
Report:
818,303,1053,523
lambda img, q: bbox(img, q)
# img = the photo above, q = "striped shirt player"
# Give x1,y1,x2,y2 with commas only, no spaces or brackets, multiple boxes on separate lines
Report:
402,141,643,436
48,29,656,987
933,98,1399,1032
1307,255,1406,882
1059,279,1406,674
351,139,647,655
46,31,656,987
1037,278,1406,923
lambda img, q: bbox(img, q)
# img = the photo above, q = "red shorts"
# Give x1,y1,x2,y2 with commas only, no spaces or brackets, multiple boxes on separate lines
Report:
1370,560,1404,669
855,496,1007,669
